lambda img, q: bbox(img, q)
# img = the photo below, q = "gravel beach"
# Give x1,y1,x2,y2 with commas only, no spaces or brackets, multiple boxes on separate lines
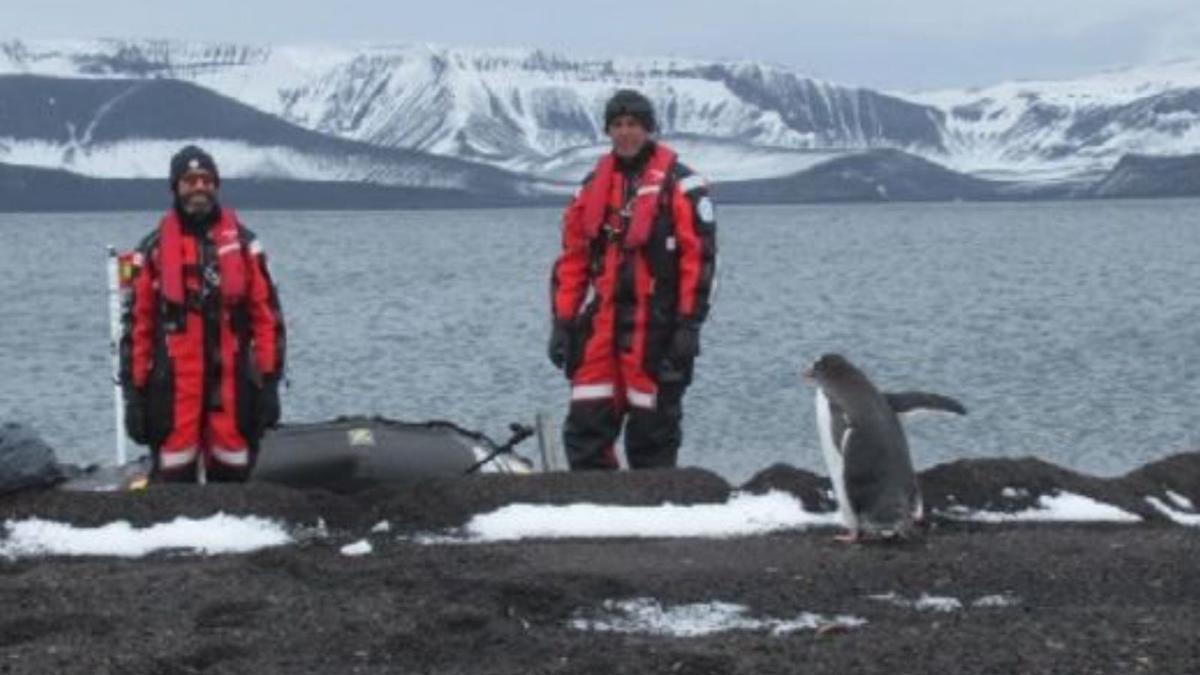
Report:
2,457,1198,674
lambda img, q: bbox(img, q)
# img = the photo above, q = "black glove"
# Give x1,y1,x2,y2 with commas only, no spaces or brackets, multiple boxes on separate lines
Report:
257,375,281,430
668,320,701,361
547,320,573,370
124,386,149,445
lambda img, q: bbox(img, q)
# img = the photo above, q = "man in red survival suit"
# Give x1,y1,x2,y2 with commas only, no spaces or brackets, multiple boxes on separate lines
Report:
121,146,286,482
548,89,717,470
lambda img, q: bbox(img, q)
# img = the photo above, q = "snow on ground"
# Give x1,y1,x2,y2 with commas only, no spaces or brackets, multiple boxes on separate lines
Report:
869,592,1020,611
446,491,840,543
0,488,1172,560
417,489,1158,544
570,598,866,637
869,592,963,613
971,594,1022,608
1166,491,1195,511
0,514,292,559
1145,497,1200,526
339,539,374,557
937,492,1142,523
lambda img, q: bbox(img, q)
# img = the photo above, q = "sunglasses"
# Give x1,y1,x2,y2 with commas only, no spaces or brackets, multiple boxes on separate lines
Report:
179,172,216,188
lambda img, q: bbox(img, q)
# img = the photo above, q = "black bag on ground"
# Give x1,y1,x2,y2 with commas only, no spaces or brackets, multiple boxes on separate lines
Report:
0,422,64,495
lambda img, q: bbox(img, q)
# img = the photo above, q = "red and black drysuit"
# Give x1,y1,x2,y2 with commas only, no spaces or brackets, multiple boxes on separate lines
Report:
550,141,717,469
121,207,285,482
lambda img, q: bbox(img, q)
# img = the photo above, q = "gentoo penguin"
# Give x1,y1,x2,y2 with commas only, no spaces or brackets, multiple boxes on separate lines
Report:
803,353,967,542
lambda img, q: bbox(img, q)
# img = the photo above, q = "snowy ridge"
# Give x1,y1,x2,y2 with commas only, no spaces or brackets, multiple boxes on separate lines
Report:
4,39,1200,183
0,138,469,187
0,73,543,194
911,59,1200,111
0,39,275,78
0,38,944,182
906,58,1200,178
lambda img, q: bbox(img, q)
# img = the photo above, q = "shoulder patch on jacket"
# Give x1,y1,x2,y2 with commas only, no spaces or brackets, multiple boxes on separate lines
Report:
696,195,716,223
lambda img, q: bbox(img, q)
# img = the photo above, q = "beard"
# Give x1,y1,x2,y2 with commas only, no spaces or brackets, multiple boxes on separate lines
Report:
175,191,219,226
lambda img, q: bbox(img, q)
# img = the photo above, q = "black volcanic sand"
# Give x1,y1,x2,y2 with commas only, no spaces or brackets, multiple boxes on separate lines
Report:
2,456,1199,674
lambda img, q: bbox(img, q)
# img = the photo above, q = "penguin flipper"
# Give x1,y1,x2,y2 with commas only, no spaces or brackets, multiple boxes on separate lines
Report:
884,392,967,416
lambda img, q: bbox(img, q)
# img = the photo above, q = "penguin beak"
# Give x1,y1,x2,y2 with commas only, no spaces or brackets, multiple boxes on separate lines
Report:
802,368,814,381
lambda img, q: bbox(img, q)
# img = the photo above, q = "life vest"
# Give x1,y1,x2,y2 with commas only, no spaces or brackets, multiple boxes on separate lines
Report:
580,144,677,249
157,207,247,307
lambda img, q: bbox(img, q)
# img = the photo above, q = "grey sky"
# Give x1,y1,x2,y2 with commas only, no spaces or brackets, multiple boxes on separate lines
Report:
6,0,1200,90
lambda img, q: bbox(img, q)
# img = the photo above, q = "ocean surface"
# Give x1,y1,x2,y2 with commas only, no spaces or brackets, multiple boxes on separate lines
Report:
1,200,1197,483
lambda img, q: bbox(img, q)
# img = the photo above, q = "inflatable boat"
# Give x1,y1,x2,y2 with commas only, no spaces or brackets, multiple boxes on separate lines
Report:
2,416,556,495
250,416,539,490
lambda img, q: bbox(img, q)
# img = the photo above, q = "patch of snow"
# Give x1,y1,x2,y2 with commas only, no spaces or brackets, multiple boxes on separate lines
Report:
408,533,467,545
339,539,373,557
370,520,391,533
1145,497,1200,526
448,491,839,543
868,592,962,613
0,514,292,559
972,594,1021,608
1001,487,1030,499
290,518,330,543
1165,491,1194,511
570,598,865,637
871,592,1019,611
915,595,963,612
938,492,1141,523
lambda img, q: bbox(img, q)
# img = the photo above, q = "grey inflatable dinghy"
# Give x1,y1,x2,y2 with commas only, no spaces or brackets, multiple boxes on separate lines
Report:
5,417,546,493
250,416,538,490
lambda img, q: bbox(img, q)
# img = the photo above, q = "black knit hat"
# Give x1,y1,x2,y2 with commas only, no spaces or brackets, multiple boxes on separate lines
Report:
169,145,220,190
604,89,656,133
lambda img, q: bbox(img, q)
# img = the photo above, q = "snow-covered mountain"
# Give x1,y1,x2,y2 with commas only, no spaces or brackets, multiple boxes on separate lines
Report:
907,59,1200,180
3,38,1200,187
0,39,945,183
0,72,542,198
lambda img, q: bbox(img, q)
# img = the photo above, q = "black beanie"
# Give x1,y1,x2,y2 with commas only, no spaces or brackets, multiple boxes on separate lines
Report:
169,145,220,190
604,89,656,133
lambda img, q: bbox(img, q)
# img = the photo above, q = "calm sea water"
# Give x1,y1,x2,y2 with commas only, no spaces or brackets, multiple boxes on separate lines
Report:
1,200,1197,483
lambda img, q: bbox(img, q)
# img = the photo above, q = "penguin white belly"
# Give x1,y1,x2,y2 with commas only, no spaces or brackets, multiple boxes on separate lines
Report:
815,389,857,530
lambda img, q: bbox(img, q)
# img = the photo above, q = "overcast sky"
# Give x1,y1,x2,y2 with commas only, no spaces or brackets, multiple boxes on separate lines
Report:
6,0,1200,90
